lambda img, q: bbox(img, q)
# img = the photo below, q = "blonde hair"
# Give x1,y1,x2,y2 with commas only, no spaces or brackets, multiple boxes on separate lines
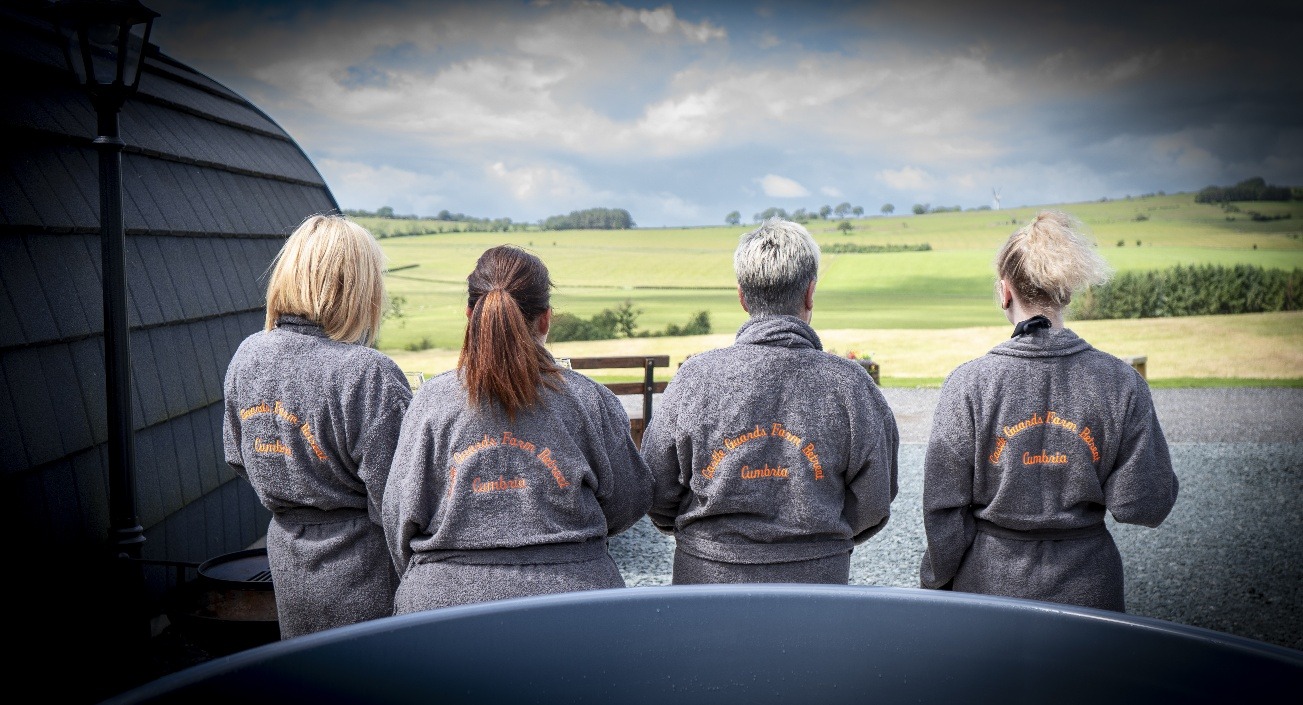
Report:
264,214,387,344
995,210,1111,310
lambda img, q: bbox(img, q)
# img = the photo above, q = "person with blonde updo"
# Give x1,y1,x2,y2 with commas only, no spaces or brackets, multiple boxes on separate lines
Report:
919,210,1178,612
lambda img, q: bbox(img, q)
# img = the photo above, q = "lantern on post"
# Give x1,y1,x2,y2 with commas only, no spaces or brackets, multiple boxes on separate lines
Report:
52,0,158,563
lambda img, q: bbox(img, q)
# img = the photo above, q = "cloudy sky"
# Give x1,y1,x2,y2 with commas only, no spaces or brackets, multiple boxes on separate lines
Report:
145,0,1302,227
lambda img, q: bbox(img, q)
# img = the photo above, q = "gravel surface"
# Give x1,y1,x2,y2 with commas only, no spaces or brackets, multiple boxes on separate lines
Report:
609,387,1303,652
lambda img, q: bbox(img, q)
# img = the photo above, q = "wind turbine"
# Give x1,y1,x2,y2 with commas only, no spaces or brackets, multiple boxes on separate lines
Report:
992,187,1002,210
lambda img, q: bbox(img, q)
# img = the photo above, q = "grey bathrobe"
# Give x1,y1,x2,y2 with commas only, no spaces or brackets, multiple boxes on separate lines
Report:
384,366,654,613
223,315,411,638
919,326,1179,612
641,315,900,584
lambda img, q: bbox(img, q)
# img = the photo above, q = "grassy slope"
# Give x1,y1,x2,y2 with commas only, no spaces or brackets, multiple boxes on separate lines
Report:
390,311,1303,387
374,194,1303,384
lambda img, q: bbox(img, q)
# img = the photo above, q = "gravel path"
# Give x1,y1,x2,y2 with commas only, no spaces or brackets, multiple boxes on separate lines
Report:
609,387,1303,651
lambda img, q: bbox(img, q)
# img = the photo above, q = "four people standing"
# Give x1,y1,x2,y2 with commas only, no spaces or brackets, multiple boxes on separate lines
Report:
225,210,1179,637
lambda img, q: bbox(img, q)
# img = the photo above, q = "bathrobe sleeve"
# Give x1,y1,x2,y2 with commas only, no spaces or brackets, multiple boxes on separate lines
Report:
1104,376,1179,527
591,385,655,535
843,385,901,544
919,374,978,590
641,376,691,535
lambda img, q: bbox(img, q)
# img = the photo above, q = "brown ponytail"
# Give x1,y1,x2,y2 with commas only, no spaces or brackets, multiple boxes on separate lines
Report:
459,246,561,419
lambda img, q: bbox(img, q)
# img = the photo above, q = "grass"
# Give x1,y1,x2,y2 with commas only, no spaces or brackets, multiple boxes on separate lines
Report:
374,193,1303,386
388,311,1303,387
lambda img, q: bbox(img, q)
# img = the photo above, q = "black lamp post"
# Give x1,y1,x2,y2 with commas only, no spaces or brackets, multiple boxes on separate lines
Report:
53,0,158,565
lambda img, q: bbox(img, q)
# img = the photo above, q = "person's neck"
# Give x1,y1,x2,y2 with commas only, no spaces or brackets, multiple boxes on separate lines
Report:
1007,302,1063,329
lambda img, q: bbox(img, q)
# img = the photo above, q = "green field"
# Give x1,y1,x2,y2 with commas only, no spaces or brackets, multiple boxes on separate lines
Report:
369,193,1303,384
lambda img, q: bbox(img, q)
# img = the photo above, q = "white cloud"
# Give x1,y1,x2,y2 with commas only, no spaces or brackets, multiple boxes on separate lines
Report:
488,161,592,202
613,4,726,41
316,159,447,215
634,89,726,148
759,174,810,198
876,166,933,191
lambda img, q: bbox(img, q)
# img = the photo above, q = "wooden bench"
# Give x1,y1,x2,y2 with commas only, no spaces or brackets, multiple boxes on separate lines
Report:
1121,355,1147,380
563,355,670,447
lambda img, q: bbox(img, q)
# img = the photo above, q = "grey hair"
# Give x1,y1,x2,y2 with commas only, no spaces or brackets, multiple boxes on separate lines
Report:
734,217,821,317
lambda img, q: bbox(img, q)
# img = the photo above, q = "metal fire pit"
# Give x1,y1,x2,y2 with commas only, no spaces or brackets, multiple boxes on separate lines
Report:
197,549,274,592
171,548,279,655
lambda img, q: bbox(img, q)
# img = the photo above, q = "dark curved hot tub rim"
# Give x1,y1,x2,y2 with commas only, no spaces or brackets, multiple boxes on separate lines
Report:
106,584,1302,705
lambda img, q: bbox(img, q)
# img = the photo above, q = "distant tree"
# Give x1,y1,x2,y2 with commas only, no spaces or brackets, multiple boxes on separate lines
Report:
881,203,895,215
681,310,711,335
549,312,604,342
819,205,833,219
383,294,407,326
1195,176,1293,204
834,202,852,217
436,209,451,220
610,299,641,338
837,220,853,234
725,211,741,226
852,206,864,217
792,208,810,223
912,203,929,215
664,310,712,337
754,207,789,222
541,207,635,230
376,205,395,218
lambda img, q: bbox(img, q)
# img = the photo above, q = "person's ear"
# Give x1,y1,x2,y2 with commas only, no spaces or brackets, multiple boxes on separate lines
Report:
999,280,1012,310
465,306,472,318
737,286,749,313
804,280,817,312
537,307,552,339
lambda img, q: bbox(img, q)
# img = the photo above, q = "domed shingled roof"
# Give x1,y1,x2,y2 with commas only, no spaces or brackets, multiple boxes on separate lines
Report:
0,4,341,698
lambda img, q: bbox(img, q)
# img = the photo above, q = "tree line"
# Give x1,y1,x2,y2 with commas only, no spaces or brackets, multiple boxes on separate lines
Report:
344,206,636,232
549,301,711,342
344,207,519,233
1071,264,1302,320
541,208,635,231
1195,177,1300,204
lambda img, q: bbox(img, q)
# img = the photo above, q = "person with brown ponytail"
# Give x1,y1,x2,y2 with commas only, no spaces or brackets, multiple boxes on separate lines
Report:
383,245,654,612
919,210,1179,612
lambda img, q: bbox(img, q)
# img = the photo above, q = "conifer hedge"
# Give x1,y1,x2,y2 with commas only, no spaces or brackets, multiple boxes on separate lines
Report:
1072,264,1303,319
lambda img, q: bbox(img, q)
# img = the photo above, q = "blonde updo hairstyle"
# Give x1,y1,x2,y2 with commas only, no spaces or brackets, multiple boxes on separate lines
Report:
264,214,388,345
995,210,1111,311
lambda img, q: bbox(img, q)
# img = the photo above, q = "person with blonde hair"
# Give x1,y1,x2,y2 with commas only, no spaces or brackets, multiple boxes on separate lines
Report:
642,218,899,585
919,210,1178,611
223,213,411,637
384,245,652,612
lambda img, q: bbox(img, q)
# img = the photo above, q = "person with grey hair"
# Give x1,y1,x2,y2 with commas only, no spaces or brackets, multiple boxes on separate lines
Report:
641,218,900,584
919,210,1178,612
